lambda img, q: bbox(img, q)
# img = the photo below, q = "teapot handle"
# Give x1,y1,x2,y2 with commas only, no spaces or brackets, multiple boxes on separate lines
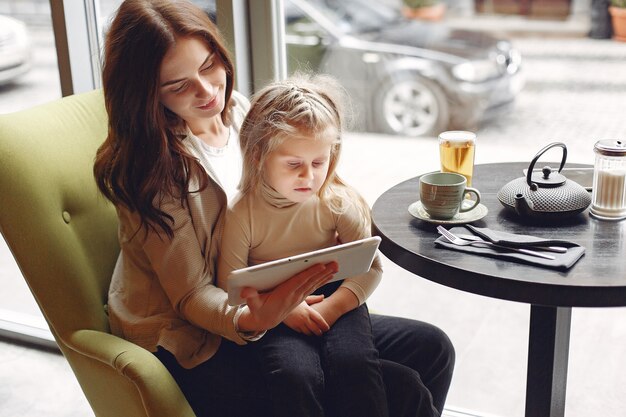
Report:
526,142,567,189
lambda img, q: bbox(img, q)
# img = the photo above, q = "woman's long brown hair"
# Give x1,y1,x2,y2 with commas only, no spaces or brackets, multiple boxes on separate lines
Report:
94,0,234,239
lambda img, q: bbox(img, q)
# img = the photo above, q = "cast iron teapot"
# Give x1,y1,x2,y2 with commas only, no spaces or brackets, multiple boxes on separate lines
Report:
497,142,591,220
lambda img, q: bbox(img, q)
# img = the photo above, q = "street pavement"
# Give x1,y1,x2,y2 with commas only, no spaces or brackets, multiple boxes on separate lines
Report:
2,14,626,417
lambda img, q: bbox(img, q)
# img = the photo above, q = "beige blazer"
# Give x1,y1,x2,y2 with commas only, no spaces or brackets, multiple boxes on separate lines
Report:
107,91,250,369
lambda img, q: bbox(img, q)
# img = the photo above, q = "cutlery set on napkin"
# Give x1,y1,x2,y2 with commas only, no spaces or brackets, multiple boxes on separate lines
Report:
435,225,585,270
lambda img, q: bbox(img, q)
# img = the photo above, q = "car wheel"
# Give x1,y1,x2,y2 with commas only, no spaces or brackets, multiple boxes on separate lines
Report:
373,73,449,137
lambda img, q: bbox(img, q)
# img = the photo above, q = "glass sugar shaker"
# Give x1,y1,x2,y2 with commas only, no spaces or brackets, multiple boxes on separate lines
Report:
590,139,626,220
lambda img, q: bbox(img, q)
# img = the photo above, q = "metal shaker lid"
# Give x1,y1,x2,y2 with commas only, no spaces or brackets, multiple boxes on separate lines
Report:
594,140,626,156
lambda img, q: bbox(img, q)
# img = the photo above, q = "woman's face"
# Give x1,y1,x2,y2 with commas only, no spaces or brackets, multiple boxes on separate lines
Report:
159,36,227,129
263,129,336,204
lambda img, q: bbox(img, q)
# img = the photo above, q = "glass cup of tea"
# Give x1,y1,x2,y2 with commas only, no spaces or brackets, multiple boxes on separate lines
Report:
438,131,477,186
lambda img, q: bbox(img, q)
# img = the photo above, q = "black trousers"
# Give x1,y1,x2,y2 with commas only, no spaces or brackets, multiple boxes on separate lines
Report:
156,305,454,417
252,301,388,417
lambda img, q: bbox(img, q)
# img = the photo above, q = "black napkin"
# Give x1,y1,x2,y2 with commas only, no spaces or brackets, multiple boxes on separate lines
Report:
435,225,585,270
465,225,581,249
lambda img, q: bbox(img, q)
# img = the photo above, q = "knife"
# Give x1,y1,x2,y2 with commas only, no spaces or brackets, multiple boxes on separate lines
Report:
456,234,568,254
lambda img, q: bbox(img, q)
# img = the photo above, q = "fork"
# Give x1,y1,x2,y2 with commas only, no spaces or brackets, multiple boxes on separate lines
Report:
437,226,556,260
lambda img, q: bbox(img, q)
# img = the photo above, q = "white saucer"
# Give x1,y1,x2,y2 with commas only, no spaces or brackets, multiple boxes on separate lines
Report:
408,200,489,225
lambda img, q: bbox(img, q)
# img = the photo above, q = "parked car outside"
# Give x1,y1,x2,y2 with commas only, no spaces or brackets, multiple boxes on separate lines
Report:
0,15,32,86
285,0,524,137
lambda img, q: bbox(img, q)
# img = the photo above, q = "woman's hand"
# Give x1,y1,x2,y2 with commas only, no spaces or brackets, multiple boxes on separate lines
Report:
283,297,330,336
236,262,338,333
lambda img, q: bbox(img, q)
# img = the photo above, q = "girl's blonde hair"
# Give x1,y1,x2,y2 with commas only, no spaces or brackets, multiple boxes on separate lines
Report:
239,73,370,224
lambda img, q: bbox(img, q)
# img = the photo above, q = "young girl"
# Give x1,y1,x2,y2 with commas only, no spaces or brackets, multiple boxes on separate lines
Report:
217,74,388,417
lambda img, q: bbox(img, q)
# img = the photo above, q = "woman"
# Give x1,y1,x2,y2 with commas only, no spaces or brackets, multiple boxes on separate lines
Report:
94,1,454,416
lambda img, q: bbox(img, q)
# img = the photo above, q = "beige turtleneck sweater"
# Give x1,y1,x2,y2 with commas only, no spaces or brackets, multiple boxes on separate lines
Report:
217,185,382,305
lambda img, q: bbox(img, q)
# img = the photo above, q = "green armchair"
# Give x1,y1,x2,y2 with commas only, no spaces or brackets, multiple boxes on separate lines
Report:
0,91,195,417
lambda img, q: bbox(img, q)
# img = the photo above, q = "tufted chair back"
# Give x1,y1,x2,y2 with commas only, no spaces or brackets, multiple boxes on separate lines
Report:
0,90,195,417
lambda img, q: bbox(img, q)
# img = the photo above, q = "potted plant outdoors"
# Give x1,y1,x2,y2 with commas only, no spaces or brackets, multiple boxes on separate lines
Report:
402,0,447,21
609,0,626,41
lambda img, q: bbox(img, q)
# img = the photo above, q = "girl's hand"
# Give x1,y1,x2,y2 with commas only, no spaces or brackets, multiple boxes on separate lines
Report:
283,297,330,336
310,287,359,329
309,299,342,328
237,262,338,332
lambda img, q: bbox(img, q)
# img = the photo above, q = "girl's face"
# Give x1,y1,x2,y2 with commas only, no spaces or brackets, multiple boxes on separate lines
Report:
263,129,336,204
159,37,227,131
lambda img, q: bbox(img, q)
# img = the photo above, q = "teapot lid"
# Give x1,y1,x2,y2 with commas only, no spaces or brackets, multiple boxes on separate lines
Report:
525,142,568,190
530,166,566,188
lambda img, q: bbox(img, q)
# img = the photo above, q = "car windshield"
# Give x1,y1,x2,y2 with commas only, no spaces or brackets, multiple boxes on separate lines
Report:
291,0,402,35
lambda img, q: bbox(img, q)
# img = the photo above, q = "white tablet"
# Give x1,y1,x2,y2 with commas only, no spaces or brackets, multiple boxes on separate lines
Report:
226,236,381,306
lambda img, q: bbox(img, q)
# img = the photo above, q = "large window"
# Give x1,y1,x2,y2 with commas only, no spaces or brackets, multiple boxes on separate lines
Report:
282,1,626,416
2,1,626,416
0,0,61,346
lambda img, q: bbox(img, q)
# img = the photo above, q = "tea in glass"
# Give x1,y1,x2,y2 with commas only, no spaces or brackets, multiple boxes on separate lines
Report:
439,131,476,186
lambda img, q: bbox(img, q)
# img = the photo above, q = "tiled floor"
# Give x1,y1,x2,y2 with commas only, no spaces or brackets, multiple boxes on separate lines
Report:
0,338,484,417
0,339,91,417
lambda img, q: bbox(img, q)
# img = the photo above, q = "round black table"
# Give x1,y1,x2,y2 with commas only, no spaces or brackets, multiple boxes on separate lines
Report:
371,162,626,417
